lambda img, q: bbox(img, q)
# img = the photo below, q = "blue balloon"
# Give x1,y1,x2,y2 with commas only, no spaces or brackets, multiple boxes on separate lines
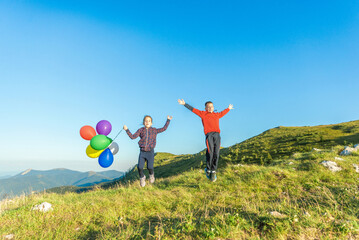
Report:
98,148,114,168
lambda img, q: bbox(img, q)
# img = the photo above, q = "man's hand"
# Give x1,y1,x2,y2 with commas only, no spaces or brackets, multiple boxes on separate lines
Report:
229,104,234,110
178,99,185,105
123,125,128,130
167,115,173,120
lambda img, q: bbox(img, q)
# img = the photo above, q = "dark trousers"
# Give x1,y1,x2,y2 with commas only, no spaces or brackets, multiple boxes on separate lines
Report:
138,149,154,178
205,132,221,171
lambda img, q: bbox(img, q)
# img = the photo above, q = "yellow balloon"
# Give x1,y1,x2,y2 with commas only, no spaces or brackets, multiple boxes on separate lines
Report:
86,145,105,158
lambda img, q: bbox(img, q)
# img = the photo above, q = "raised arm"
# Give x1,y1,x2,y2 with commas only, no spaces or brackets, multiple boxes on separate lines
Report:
178,99,203,117
217,104,234,118
156,116,172,133
124,125,141,139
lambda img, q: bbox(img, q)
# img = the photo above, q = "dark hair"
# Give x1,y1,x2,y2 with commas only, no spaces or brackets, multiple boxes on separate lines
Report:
205,101,213,107
143,115,153,125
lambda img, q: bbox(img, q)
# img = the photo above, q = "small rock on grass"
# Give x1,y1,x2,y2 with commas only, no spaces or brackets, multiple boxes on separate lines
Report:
31,202,52,212
353,164,359,173
4,234,14,240
340,146,358,156
321,161,342,172
270,211,286,218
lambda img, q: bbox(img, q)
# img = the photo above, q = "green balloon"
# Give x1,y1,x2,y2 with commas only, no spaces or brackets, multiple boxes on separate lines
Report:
90,135,111,150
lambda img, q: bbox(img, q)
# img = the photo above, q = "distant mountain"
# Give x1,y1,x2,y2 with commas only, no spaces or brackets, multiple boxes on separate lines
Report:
0,175,13,180
0,168,124,199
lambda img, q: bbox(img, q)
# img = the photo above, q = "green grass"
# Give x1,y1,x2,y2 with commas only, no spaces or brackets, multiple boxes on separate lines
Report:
47,120,359,194
1,120,359,239
220,120,359,165
1,146,359,239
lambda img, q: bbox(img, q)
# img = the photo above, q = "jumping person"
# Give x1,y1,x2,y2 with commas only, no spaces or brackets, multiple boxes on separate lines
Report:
178,99,233,182
124,115,172,187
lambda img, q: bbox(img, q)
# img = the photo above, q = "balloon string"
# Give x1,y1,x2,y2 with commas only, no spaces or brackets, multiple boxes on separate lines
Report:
111,129,123,142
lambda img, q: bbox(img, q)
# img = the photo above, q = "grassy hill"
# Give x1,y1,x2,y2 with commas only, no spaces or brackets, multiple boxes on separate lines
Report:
1,120,359,239
220,120,359,165
113,120,359,184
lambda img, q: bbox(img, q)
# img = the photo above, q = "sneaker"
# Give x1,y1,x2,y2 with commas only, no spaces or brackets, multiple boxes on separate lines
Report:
149,174,155,184
140,176,146,187
210,171,217,182
204,168,211,180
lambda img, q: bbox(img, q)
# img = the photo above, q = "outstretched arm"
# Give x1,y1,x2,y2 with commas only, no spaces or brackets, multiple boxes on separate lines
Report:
124,125,141,139
156,116,172,133
178,99,193,111
218,104,234,118
178,99,203,117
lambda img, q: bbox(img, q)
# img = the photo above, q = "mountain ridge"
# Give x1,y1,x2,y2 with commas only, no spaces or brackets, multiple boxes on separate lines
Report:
0,168,124,199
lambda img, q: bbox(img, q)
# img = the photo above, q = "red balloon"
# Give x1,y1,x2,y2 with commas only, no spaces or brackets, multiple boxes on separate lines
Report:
80,125,96,140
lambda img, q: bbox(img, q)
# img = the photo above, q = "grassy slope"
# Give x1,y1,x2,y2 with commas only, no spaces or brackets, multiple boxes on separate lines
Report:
1,121,359,239
220,120,359,165
112,120,359,185
46,120,359,194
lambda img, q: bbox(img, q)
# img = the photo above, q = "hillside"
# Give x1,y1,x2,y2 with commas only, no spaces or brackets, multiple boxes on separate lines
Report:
1,147,359,239
1,120,359,239
44,120,359,194
220,120,359,165
110,120,359,185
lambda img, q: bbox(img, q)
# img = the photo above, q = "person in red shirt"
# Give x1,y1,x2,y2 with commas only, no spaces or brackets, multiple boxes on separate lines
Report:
178,99,234,182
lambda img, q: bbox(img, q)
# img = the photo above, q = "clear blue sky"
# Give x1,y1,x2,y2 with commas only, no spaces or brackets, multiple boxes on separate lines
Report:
1,1,358,176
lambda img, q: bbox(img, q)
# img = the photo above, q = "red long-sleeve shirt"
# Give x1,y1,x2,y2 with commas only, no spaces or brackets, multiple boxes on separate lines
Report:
192,108,230,135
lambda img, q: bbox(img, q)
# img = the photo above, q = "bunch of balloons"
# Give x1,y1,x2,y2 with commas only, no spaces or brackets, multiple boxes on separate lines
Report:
79,120,119,168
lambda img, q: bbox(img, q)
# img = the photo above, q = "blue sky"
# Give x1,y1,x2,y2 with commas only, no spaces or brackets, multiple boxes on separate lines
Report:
0,1,358,175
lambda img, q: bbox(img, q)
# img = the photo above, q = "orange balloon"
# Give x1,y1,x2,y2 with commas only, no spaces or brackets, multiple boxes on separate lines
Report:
80,125,96,140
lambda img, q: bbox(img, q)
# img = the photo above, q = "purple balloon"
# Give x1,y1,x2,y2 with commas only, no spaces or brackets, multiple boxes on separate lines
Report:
96,120,112,135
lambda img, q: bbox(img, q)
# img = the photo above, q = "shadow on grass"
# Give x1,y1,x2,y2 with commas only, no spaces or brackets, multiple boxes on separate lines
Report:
334,132,359,146
78,229,101,240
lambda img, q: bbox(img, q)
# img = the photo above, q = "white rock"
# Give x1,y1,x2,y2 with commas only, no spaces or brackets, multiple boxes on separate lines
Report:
312,148,322,152
31,202,52,212
321,161,342,172
353,164,359,173
288,162,294,165
340,146,358,156
304,211,311,217
4,234,14,240
270,211,286,218
334,157,344,161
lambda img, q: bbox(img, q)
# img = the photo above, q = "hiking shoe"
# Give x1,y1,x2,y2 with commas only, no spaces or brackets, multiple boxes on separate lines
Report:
210,171,217,182
149,174,155,184
140,176,146,187
205,168,211,180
